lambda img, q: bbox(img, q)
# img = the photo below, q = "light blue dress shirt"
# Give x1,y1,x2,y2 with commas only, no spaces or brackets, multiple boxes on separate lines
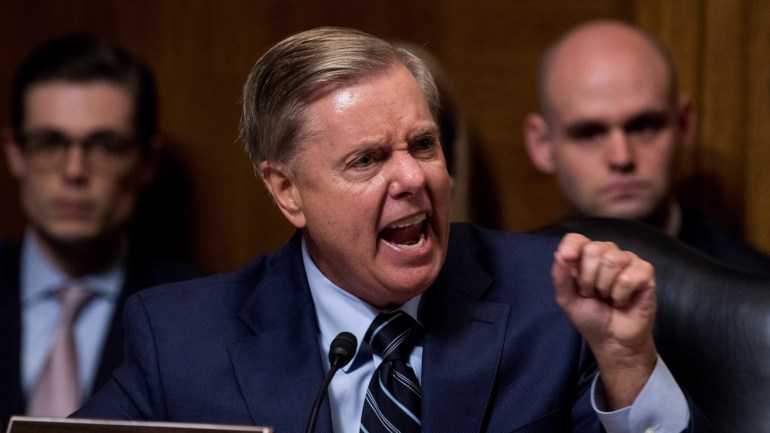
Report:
301,238,688,433
20,229,125,402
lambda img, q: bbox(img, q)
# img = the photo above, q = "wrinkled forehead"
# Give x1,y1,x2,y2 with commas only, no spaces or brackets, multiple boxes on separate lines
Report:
302,65,438,141
290,64,436,157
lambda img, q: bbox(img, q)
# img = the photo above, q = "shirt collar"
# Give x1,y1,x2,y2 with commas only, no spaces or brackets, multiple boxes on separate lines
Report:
20,228,127,303
301,237,421,372
664,201,682,238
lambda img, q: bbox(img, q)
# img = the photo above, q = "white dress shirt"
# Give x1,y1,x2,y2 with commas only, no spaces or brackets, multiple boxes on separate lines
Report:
20,229,125,401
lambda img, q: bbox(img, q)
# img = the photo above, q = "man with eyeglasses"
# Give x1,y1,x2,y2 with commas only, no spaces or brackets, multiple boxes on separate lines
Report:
0,35,197,428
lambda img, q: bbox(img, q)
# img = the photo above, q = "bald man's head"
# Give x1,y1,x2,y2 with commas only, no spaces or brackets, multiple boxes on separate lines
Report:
524,20,695,229
539,20,678,121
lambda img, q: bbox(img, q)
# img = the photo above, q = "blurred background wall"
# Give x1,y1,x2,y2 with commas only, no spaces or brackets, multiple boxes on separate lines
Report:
1,0,768,273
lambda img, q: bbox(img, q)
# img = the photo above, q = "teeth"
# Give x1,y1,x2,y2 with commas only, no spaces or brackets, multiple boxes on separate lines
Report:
400,233,426,249
389,213,426,228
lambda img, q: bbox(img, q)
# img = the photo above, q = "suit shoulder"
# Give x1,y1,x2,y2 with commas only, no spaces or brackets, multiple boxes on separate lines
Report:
445,223,561,293
679,209,770,272
130,250,276,311
0,238,20,265
449,222,561,256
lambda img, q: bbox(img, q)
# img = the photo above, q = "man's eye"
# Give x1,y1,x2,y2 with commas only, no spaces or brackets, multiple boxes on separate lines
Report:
351,154,374,168
626,115,667,140
568,124,606,142
410,137,438,156
25,133,69,152
85,135,136,154
416,138,433,150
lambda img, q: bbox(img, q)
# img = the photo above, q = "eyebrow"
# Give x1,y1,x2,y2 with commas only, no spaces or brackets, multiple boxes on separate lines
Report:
23,127,132,136
623,111,670,130
563,109,670,136
564,120,607,138
407,123,440,140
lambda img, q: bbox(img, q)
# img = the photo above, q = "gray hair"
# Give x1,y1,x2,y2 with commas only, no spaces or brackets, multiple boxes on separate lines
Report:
239,26,440,172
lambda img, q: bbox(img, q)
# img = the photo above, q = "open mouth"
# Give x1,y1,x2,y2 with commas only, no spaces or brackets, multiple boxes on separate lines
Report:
380,213,427,248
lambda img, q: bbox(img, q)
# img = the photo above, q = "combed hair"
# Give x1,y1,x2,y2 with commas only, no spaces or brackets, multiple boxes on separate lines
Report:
11,34,158,147
239,26,440,172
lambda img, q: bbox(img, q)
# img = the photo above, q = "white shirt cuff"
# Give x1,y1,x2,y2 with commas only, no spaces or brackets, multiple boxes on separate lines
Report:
591,356,690,433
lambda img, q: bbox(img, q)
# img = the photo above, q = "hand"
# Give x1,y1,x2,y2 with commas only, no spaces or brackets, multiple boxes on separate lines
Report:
553,233,658,409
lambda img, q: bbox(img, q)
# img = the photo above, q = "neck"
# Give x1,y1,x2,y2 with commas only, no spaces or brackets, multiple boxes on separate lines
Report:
569,199,680,236
658,201,682,237
33,229,127,277
639,199,680,236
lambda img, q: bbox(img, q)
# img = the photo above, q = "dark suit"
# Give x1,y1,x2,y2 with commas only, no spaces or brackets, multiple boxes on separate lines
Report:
76,224,700,432
0,241,196,431
678,208,770,274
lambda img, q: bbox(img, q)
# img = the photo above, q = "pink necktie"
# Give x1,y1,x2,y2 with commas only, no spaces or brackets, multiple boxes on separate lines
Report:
27,285,95,417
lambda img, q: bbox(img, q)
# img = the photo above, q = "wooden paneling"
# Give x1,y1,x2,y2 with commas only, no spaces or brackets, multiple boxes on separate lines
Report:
637,0,770,256
700,1,746,229
1,0,768,272
745,0,770,254
435,1,635,231
635,0,702,184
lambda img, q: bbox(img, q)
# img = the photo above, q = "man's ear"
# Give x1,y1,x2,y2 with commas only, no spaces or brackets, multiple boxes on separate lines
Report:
3,127,28,179
676,93,697,150
259,161,306,228
137,135,162,187
523,112,556,173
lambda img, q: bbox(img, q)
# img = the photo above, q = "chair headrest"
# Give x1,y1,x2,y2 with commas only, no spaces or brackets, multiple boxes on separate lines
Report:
533,217,770,432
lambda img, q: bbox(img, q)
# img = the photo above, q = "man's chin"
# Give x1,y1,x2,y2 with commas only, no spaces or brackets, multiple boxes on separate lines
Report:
48,228,101,243
37,224,106,249
595,203,655,221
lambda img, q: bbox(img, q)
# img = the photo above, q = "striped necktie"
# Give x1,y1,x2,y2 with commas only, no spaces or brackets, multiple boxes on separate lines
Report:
27,285,95,417
360,310,423,433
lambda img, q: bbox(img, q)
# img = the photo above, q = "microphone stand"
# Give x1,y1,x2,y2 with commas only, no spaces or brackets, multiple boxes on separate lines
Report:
304,332,357,433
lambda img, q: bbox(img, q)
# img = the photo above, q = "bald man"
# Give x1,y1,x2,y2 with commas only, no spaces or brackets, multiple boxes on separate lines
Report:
524,19,770,273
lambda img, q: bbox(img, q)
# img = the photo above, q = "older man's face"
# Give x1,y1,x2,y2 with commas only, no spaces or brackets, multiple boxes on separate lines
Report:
277,64,452,308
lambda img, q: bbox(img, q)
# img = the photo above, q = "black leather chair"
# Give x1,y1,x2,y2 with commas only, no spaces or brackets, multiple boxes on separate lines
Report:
534,217,770,433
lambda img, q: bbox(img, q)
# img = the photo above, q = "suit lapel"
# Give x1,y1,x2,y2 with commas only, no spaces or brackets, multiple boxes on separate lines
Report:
420,230,510,433
92,281,133,393
229,233,333,433
226,226,510,433
93,247,196,395
0,243,24,427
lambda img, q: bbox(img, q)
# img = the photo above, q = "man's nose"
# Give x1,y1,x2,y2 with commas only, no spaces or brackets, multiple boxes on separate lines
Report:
62,144,88,178
388,153,427,199
605,130,635,173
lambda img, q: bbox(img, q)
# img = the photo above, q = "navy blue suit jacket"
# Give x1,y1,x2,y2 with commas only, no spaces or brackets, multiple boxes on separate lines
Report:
678,208,770,274
76,224,698,432
0,241,197,431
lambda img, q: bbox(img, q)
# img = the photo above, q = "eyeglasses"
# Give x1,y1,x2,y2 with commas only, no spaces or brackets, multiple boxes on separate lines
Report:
18,129,142,174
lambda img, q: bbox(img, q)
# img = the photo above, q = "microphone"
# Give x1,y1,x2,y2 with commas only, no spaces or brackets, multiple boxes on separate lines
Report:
305,332,358,433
